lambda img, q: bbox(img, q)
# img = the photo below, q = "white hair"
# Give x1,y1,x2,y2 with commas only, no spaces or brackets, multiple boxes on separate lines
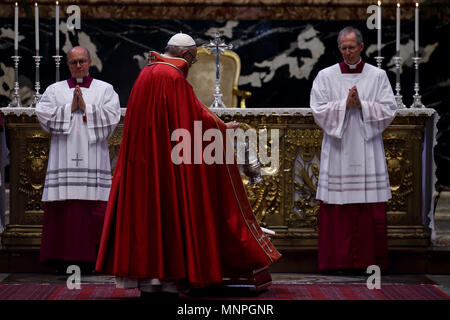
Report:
337,27,363,46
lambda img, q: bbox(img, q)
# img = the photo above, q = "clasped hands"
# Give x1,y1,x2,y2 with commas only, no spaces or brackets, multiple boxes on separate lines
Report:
71,85,87,113
346,86,362,109
225,121,240,130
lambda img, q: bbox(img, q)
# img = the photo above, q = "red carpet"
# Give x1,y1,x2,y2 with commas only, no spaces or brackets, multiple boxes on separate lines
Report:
0,283,448,300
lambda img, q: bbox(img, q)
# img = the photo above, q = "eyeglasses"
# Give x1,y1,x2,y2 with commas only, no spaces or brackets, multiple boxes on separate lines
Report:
68,59,89,66
184,51,198,65
338,45,359,52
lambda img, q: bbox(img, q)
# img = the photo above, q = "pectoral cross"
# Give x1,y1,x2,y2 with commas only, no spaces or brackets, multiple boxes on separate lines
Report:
71,153,83,167
203,32,233,108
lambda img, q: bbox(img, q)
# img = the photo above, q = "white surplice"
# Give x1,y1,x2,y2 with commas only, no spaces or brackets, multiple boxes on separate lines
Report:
36,79,121,202
310,62,397,204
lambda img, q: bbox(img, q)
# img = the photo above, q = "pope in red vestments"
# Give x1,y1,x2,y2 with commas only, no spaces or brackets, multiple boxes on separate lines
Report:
95,34,280,292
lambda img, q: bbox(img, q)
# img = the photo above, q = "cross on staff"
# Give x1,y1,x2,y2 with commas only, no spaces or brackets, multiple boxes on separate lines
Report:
202,32,233,108
71,153,83,167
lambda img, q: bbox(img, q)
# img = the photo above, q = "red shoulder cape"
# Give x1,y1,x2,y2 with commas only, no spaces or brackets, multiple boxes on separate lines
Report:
95,57,280,288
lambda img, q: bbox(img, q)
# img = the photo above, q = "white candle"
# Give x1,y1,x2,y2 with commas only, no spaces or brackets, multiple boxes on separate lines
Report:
377,1,382,56
55,1,60,52
415,3,419,55
14,2,18,51
35,3,39,52
396,3,400,55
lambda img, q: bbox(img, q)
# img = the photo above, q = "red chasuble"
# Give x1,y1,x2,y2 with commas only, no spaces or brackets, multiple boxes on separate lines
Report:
95,52,280,288
317,60,388,271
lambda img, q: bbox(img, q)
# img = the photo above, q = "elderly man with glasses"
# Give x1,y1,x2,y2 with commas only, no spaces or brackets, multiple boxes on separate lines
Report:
310,27,397,274
36,46,121,275
95,33,280,299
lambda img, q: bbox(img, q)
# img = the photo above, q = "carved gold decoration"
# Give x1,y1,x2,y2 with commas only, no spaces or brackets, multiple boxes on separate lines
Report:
239,122,282,227
285,128,322,229
108,125,124,173
243,175,280,227
1,225,43,247
2,111,433,248
384,134,414,212
19,133,50,212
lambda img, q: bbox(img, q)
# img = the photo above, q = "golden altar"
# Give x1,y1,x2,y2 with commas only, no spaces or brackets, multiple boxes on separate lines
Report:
0,107,437,250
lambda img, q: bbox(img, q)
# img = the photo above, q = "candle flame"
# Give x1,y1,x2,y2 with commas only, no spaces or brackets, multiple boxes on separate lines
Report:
416,3,419,7
56,1,59,5
35,2,37,6
397,3,400,8
15,2,18,6
378,1,381,6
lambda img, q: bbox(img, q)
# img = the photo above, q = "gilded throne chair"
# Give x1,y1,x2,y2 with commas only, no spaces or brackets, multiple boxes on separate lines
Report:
187,47,251,108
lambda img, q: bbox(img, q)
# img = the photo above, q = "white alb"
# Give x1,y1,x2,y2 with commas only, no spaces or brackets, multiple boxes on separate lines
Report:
310,63,398,204
36,79,121,202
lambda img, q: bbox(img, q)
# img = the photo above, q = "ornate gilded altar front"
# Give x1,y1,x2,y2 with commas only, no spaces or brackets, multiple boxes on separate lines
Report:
0,107,437,249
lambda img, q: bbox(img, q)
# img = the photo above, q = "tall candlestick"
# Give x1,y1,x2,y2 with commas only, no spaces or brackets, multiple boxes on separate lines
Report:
14,2,18,53
411,57,424,108
396,3,400,55
377,1,382,57
393,56,405,108
31,54,42,108
35,3,39,52
415,3,419,56
55,1,60,52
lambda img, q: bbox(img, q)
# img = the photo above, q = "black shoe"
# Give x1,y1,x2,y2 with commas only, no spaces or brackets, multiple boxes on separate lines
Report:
139,291,179,300
78,262,96,276
52,268,67,276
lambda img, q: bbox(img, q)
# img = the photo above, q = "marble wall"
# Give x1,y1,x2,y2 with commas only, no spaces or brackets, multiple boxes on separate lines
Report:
0,5,449,186
0,1,447,20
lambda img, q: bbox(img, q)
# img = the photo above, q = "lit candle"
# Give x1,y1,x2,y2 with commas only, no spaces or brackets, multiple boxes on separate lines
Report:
55,1,59,52
396,3,400,55
415,3,419,56
377,1,382,56
35,3,39,52
14,2,18,53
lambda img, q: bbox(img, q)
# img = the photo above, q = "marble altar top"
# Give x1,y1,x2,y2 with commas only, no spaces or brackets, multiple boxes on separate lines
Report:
0,107,437,118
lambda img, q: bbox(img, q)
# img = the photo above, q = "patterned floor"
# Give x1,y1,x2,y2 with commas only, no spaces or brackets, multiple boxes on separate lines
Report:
0,273,449,300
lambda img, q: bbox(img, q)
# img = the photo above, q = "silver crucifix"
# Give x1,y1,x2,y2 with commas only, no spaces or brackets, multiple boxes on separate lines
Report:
203,32,232,108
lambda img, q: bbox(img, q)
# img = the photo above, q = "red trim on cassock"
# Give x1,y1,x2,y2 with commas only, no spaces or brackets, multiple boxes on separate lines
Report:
339,60,365,74
95,61,280,288
318,202,388,271
67,75,94,88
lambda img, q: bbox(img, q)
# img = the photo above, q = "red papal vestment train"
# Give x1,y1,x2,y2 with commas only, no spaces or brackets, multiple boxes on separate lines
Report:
95,52,281,288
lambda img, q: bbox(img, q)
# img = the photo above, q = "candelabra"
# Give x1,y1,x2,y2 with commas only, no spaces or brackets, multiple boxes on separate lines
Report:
410,56,425,108
53,52,63,82
203,32,232,108
30,53,43,107
393,56,406,109
7,53,22,107
375,56,384,69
